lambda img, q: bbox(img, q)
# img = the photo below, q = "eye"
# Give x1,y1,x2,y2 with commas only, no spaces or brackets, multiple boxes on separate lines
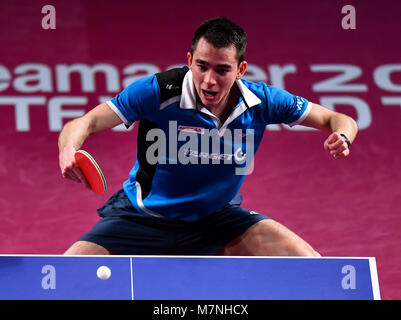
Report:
197,65,208,72
216,69,229,75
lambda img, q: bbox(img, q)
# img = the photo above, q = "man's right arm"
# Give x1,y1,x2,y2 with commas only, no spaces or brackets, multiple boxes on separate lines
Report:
58,102,123,187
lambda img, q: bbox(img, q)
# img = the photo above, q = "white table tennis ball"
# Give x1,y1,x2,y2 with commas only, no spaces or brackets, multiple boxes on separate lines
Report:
96,266,111,280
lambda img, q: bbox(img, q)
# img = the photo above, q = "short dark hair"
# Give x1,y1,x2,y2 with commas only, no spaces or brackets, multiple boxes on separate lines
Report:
191,17,247,64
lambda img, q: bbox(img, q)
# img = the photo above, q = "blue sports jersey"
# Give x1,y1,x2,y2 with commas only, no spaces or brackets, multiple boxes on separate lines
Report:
107,67,311,221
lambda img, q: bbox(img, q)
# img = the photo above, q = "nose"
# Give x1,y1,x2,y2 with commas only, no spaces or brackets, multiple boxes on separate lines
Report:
204,70,217,86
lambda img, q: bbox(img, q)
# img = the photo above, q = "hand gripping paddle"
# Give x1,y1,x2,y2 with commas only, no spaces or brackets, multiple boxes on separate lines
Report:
74,150,107,194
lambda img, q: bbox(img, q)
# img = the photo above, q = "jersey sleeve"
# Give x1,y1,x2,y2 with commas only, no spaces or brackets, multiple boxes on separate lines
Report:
106,75,160,126
264,85,311,127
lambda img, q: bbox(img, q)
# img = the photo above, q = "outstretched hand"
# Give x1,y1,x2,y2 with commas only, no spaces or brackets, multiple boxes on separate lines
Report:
324,132,350,159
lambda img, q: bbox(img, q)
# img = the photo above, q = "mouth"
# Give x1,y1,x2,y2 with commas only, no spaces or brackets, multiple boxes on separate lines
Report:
202,89,218,98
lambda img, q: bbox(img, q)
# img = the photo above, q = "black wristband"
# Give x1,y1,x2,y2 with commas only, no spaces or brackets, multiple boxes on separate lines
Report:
340,134,351,148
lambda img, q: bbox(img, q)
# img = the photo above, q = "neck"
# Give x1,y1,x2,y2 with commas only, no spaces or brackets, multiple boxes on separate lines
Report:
206,84,239,123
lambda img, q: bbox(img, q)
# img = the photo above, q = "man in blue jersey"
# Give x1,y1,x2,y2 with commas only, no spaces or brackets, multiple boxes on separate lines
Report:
59,17,358,255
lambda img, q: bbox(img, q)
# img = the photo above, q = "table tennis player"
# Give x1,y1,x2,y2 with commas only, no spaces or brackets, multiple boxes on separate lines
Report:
58,17,358,256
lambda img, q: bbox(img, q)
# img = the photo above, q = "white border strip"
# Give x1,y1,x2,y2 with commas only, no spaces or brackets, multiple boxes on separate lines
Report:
135,182,165,218
288,101,312,127
160,95,181,110
368,257,381,300
130,257,134,300
106,100,131,126
0,254,378,259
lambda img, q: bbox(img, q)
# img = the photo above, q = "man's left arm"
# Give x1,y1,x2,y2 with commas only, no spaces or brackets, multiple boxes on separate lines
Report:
300,103,358,159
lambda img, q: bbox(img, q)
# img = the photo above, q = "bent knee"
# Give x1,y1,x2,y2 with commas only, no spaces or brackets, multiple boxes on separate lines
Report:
288,241,321,257
64,241,110,255
237,219,321,257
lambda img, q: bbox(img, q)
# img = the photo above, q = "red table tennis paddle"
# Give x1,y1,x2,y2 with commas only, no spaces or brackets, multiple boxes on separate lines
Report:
74,150,107,194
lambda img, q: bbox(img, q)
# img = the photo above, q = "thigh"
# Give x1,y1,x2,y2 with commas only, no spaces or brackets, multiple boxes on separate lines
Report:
183,204,270,255
219,219,321,256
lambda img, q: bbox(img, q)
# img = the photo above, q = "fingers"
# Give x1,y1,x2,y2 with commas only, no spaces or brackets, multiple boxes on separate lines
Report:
70,165,91,190
59,145,91,190
324,132,350,159
62,161,92,190
331,147,349,159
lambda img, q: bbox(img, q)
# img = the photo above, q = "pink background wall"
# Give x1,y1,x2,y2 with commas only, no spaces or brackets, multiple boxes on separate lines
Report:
0,0,400,299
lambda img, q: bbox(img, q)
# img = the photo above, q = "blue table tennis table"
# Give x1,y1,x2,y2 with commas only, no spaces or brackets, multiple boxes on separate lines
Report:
0,255,380,300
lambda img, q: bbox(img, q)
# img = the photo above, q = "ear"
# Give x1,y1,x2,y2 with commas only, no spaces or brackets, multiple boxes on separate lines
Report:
187,52,193,66
236,61,247,80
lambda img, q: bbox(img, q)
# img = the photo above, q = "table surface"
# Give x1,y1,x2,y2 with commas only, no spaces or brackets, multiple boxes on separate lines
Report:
0,255,380,300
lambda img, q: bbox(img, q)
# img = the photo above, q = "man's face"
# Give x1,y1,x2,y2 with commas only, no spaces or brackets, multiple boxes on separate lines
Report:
187,37,247,111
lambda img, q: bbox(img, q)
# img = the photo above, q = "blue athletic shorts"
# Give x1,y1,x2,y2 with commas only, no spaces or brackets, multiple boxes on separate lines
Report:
79,189,270,255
